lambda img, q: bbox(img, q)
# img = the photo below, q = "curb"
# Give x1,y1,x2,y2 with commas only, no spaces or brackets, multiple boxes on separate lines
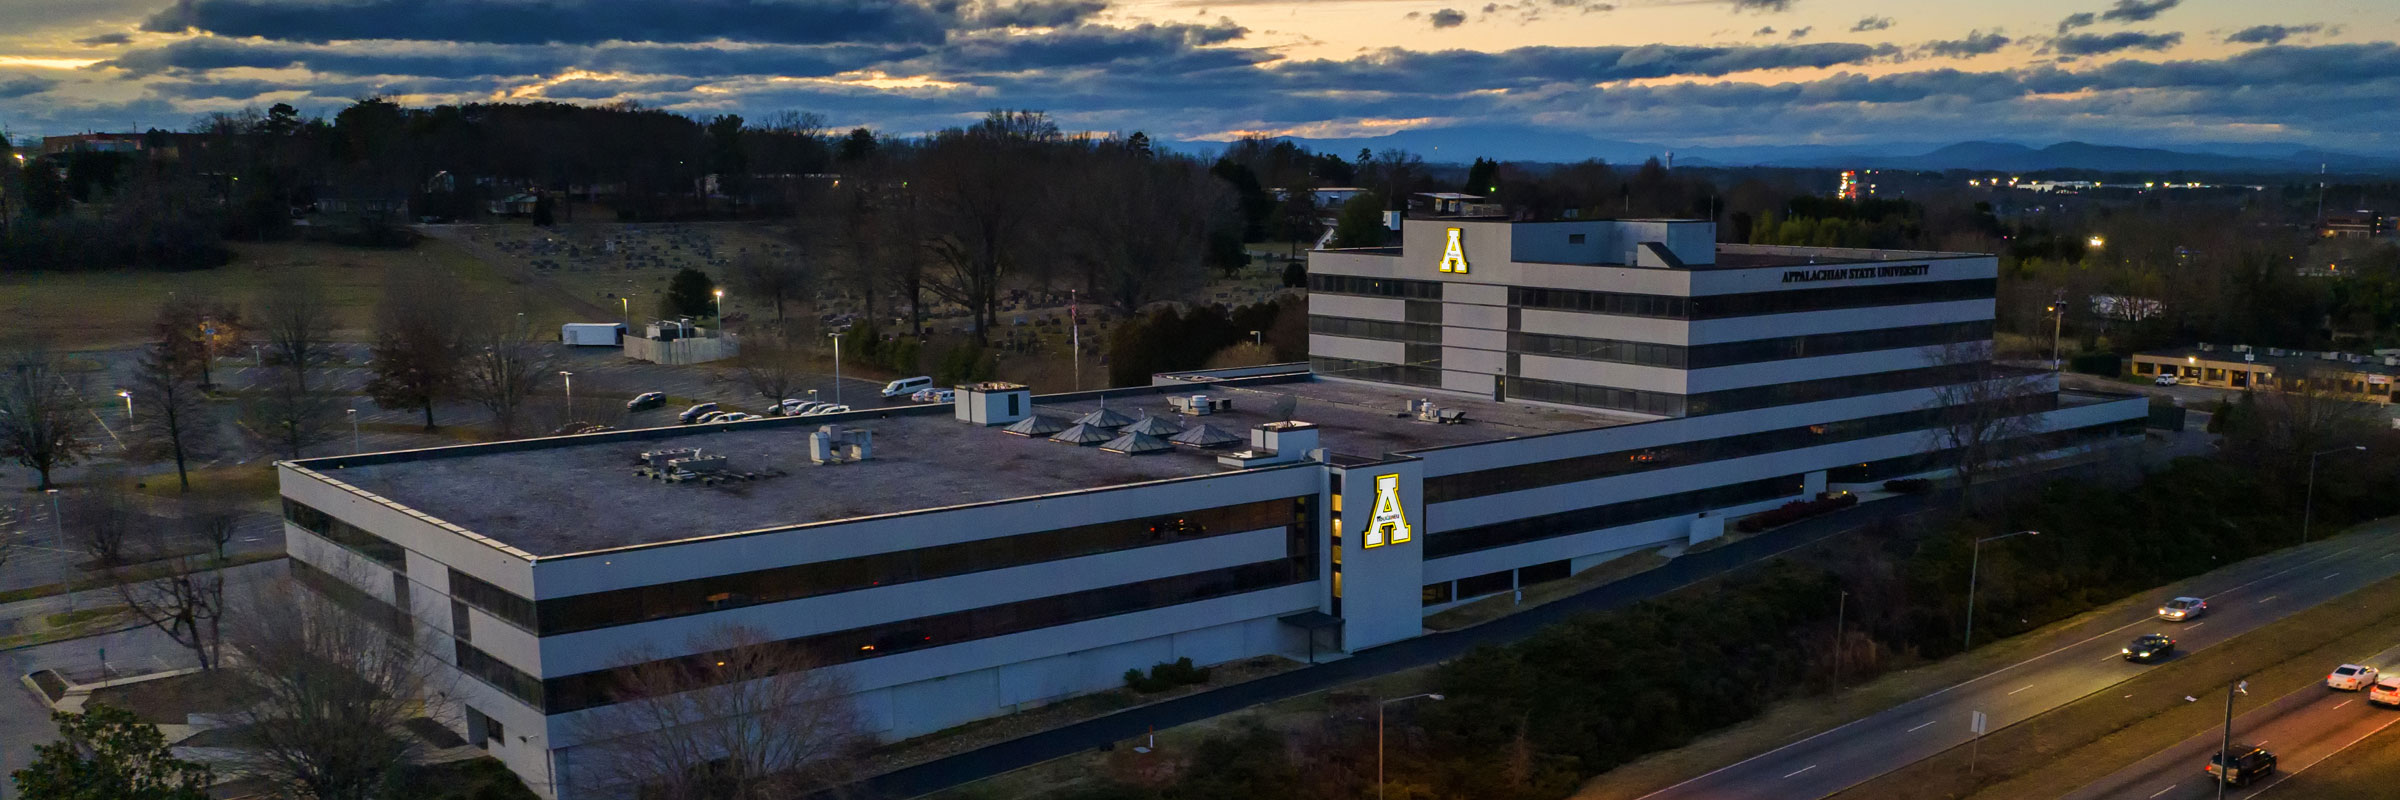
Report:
0,623,145,653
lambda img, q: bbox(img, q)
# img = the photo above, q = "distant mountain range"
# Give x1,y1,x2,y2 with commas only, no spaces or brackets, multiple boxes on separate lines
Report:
1170,126,2400,176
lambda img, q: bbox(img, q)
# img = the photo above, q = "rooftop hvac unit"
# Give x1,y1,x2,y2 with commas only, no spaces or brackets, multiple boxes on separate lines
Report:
2232,344,2251,353
1168,394,1233,416
2269,348,2287,357
809,425,872,464
638,447,701,468
2245,353,2256,362
2386,357,2398,367
2197,342,2213,351
2324,351,2341,360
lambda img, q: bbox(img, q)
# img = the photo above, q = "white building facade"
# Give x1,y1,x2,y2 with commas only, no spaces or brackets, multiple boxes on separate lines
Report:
276,218,2147,799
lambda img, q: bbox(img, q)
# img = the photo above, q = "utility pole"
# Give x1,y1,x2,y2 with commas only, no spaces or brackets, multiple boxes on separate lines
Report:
1833,589,1848,685
2049,288,2066,372
2304,446,2366,544
2217,678,2247,800
1070,289,1081,391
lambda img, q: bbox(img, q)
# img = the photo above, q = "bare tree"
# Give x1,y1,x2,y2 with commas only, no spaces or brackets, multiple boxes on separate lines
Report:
917,111,1061,347
725,249,815,333
1060,149,1230,317
730,336,810,403
242,367,343,459
128,340,215,493
0,342,99,490
1927,341,2045,506
110,512,230,669
254,272,337,393
73,486,141,568
364,267,467,431
226,566,442,800
570,625,864,800
457,308,552,438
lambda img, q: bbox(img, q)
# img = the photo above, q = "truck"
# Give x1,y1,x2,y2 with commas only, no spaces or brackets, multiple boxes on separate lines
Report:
561,323,626,347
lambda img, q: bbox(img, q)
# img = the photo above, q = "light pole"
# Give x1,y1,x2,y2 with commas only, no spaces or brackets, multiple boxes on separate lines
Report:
117,390,132,420
713,288,724,321
1252,330,1263,347
560,371,574,421
2216,678,2248,800
2046,288,2065,372
251,344,262,369
828,332,843,406
2303,446,2367,544
620,296,630,327
1964,530,2039,653
347,408,359,454
47,488,71,614
1378,693,1444,800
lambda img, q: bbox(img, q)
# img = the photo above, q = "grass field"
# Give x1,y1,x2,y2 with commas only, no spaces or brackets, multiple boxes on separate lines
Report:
1,237,589,348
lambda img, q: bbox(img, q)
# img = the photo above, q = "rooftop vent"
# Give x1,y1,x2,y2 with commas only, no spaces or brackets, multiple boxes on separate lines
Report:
1049,423,1115,446
957,382,1031,426
1076,404,1135,429
1122,414,1183,437
809,424,872,464
636,447,701,468
1217,421,1319,468
1100,430,1173,455
1168,394,1233,416
1168,423,1242,449
1406,399,1471,425
1001,414,1070,437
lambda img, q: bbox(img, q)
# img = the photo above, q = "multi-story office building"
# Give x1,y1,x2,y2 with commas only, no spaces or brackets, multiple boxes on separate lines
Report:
277,217,2147,798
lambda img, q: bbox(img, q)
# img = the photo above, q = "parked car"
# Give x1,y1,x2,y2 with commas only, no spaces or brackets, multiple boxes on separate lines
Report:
2154,374,2180,386
693,411,730,424
2369,676,2400,707
2157,596,2207,621
775,399,821,416
626,391,666,412
677,402,720,424
2330,664,2381,691
800,404,850,417
910,388,955,404
882,376,934,399
711,412,756,423
2204,744,2276,787
2121,634,2176,663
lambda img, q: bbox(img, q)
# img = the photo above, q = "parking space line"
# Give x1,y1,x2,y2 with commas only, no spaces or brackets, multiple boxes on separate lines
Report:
2008,684,2034,695
2148,785,2176,798
1781,765,1816,779
1907,720,1936,732
2257,595,2278,604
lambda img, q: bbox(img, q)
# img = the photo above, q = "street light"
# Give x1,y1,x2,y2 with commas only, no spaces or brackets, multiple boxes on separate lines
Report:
1379,693,1444,800
560,371,575,420
2303,446,2367,544
2045,288,2065,372
46,488,70,614
713,288,725,320
1964,530,2039,653
347,408,359,454
2087,235,2106,249
828,332,843,406
116,390,132,420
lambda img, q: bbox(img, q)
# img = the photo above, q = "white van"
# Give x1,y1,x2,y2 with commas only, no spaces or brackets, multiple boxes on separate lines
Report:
882,376,934,399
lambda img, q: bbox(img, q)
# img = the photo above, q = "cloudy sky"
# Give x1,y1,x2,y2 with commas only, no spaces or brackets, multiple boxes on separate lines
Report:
2,0,2397,150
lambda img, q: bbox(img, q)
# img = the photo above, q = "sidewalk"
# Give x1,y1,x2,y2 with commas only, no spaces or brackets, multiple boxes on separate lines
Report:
0,559,289,652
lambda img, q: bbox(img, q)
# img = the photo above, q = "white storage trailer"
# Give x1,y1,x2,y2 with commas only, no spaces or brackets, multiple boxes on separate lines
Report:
561,323,626,346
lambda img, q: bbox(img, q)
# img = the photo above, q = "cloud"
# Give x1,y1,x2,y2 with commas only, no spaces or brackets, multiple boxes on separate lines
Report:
2099,0,2179,23
1788,26,1811,39
76,31,135,46
1729,0,1792,13
1753,26,1776,37
1851,16,1893,33
1922,30,2012,58
1428,8,1466,27
974,0,1111,29
2051,31,2183,56
140,0,984,46
0,76,58,99
2225,24,2321,45
2056,12,2096,34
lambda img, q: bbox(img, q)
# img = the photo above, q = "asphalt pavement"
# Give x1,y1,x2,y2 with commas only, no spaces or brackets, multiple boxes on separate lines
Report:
1635,523,2400,800
2060,641,2400,800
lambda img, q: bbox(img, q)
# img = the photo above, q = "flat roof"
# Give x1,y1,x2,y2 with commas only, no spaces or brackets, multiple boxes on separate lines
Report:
1319,243,1982,271
2136,347,2400,377
320,378,1635,557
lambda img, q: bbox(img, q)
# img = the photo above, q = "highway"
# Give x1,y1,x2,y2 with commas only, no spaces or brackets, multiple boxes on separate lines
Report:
1635,526,2400,800
2059,642,2400,800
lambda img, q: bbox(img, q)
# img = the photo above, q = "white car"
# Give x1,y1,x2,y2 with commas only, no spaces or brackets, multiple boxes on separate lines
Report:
2157,596,2207,621
777,399,823,416
2154,374,2180,386
2370,676,2400,707
2329,664,2380,691
800,404,850,417
710,412,756,423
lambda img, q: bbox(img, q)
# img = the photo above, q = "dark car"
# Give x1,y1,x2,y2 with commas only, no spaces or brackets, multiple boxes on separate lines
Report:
2122,634,2176,663
2205,744,2276,786
626,391,666,412
677,402,720,424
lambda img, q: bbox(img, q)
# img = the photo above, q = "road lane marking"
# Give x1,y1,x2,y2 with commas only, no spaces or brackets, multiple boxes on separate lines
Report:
2104,652,2127,661
2187,622,2206,629
1782,766,1816,779
2325,572,2342,579
1907,720,1936,732
2337,699,2354,709
2149,785,2177,798
2009,685,2034,695
2258,595,2279,603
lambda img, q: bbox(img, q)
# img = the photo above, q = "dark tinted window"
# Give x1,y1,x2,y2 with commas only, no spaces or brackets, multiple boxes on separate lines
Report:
1507,278,1995,320
282,499,405,567
1309,315,1443,344
1312,356,1440,388
1308,274,1443,299
450,569,537,632
1429,476,1802,558
537,497,1310,636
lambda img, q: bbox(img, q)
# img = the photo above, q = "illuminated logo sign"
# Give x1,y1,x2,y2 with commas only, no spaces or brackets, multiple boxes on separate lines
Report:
1360,473,1412,548
1437,227,1469,274
1778,264,1929,283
